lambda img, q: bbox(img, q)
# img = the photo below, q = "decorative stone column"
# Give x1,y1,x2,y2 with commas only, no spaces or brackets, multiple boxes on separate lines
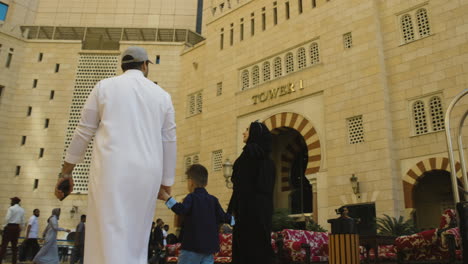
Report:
306,174,318,223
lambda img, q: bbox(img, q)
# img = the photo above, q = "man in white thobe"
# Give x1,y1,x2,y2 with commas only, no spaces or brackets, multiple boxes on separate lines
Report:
55,46,176,264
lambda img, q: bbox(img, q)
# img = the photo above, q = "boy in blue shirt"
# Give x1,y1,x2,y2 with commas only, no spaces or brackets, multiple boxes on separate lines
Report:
159,164,234,264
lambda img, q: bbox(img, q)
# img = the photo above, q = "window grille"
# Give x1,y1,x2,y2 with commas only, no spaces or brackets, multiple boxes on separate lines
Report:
242,70,250,90
196,92,203,114
183,153,200,180
285,53,294,74
416,9,430,37
274,57,282,78
297,48,306,69
401,14,415,43
64,54,118,193
347,116,364,144
193,154,199,164
263,62,271,81
188,91,203,116
429,96,444,132
217,82,223,96
212,150,223,171
413,100,428,135
252,66,260,86
189,95,196,115
310,42,320,64
343,33,353,49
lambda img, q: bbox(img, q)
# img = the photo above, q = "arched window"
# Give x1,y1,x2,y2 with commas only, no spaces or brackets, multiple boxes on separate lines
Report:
285,52,294,74
241,70,250,90
401,14,415,43
310,42,320,65
413,100,428,135
252,66,260,86
297,47,306,69
274,57,282,78
429,96,444,131
416,9,430,37
263,62,271,81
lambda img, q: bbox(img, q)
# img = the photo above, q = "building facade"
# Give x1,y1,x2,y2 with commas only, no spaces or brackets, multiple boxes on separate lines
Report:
0,0,467,234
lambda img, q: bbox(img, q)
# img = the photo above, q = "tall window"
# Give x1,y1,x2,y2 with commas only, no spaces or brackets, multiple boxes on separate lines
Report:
0,2,8,21
343,32,353,49
251,13,255,36
212,150,223,172
310,42,320,64
252,66,260,86
285,53,294,73
297,48,306,69
429,96,445,132
262,8,266,31
273,4,278,25
347,115,364,144
240,19,244,41
230,24,234,46
401,14,415,43
220,28,224,50
263,62,271,81
216,82,223,96
274,57,282,78
285,2,290,20
412,100,428,135
298,0,303,14
416,9,431,37
242,70,250,90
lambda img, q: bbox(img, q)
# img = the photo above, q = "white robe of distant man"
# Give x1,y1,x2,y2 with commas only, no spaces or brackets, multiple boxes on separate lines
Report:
65,69,176,264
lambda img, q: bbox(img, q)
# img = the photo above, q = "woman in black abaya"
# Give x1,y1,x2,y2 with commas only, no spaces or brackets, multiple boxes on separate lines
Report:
228,121,276,264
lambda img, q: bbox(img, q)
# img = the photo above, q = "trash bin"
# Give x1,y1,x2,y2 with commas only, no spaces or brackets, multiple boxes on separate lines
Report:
328,212,360,264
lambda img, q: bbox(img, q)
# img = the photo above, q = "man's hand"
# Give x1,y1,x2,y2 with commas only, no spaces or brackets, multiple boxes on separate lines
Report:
54,176,74,201
157,185,171,201
55,162,76,200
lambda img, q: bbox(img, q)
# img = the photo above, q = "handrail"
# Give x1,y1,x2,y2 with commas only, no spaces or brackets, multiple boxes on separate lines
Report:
444,88,468,204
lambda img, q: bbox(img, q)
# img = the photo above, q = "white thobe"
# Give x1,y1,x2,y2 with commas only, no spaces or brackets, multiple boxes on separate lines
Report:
65,70,177,264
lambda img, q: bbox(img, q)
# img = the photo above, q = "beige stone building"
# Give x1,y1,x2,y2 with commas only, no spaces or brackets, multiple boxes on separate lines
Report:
0,0,467,236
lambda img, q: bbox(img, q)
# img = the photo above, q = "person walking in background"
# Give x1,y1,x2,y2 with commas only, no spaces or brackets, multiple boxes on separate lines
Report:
159,164,234,264
163,224,169,247
148,221,156,261
20,209,40,261
228,121,276,264
69,214,86,264
54,46,177,264
0,197,25,264
33,208,70,264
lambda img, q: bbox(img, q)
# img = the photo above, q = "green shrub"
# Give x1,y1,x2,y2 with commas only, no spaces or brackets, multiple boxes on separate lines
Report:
376,214,416,236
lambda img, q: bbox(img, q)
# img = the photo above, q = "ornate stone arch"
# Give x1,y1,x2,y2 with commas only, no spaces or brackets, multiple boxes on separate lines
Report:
403,157,462,208
263,112,321,190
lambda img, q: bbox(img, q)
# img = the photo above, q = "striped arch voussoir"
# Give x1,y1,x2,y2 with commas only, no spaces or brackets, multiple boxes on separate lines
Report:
263,112,321,178
403,157,463,208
